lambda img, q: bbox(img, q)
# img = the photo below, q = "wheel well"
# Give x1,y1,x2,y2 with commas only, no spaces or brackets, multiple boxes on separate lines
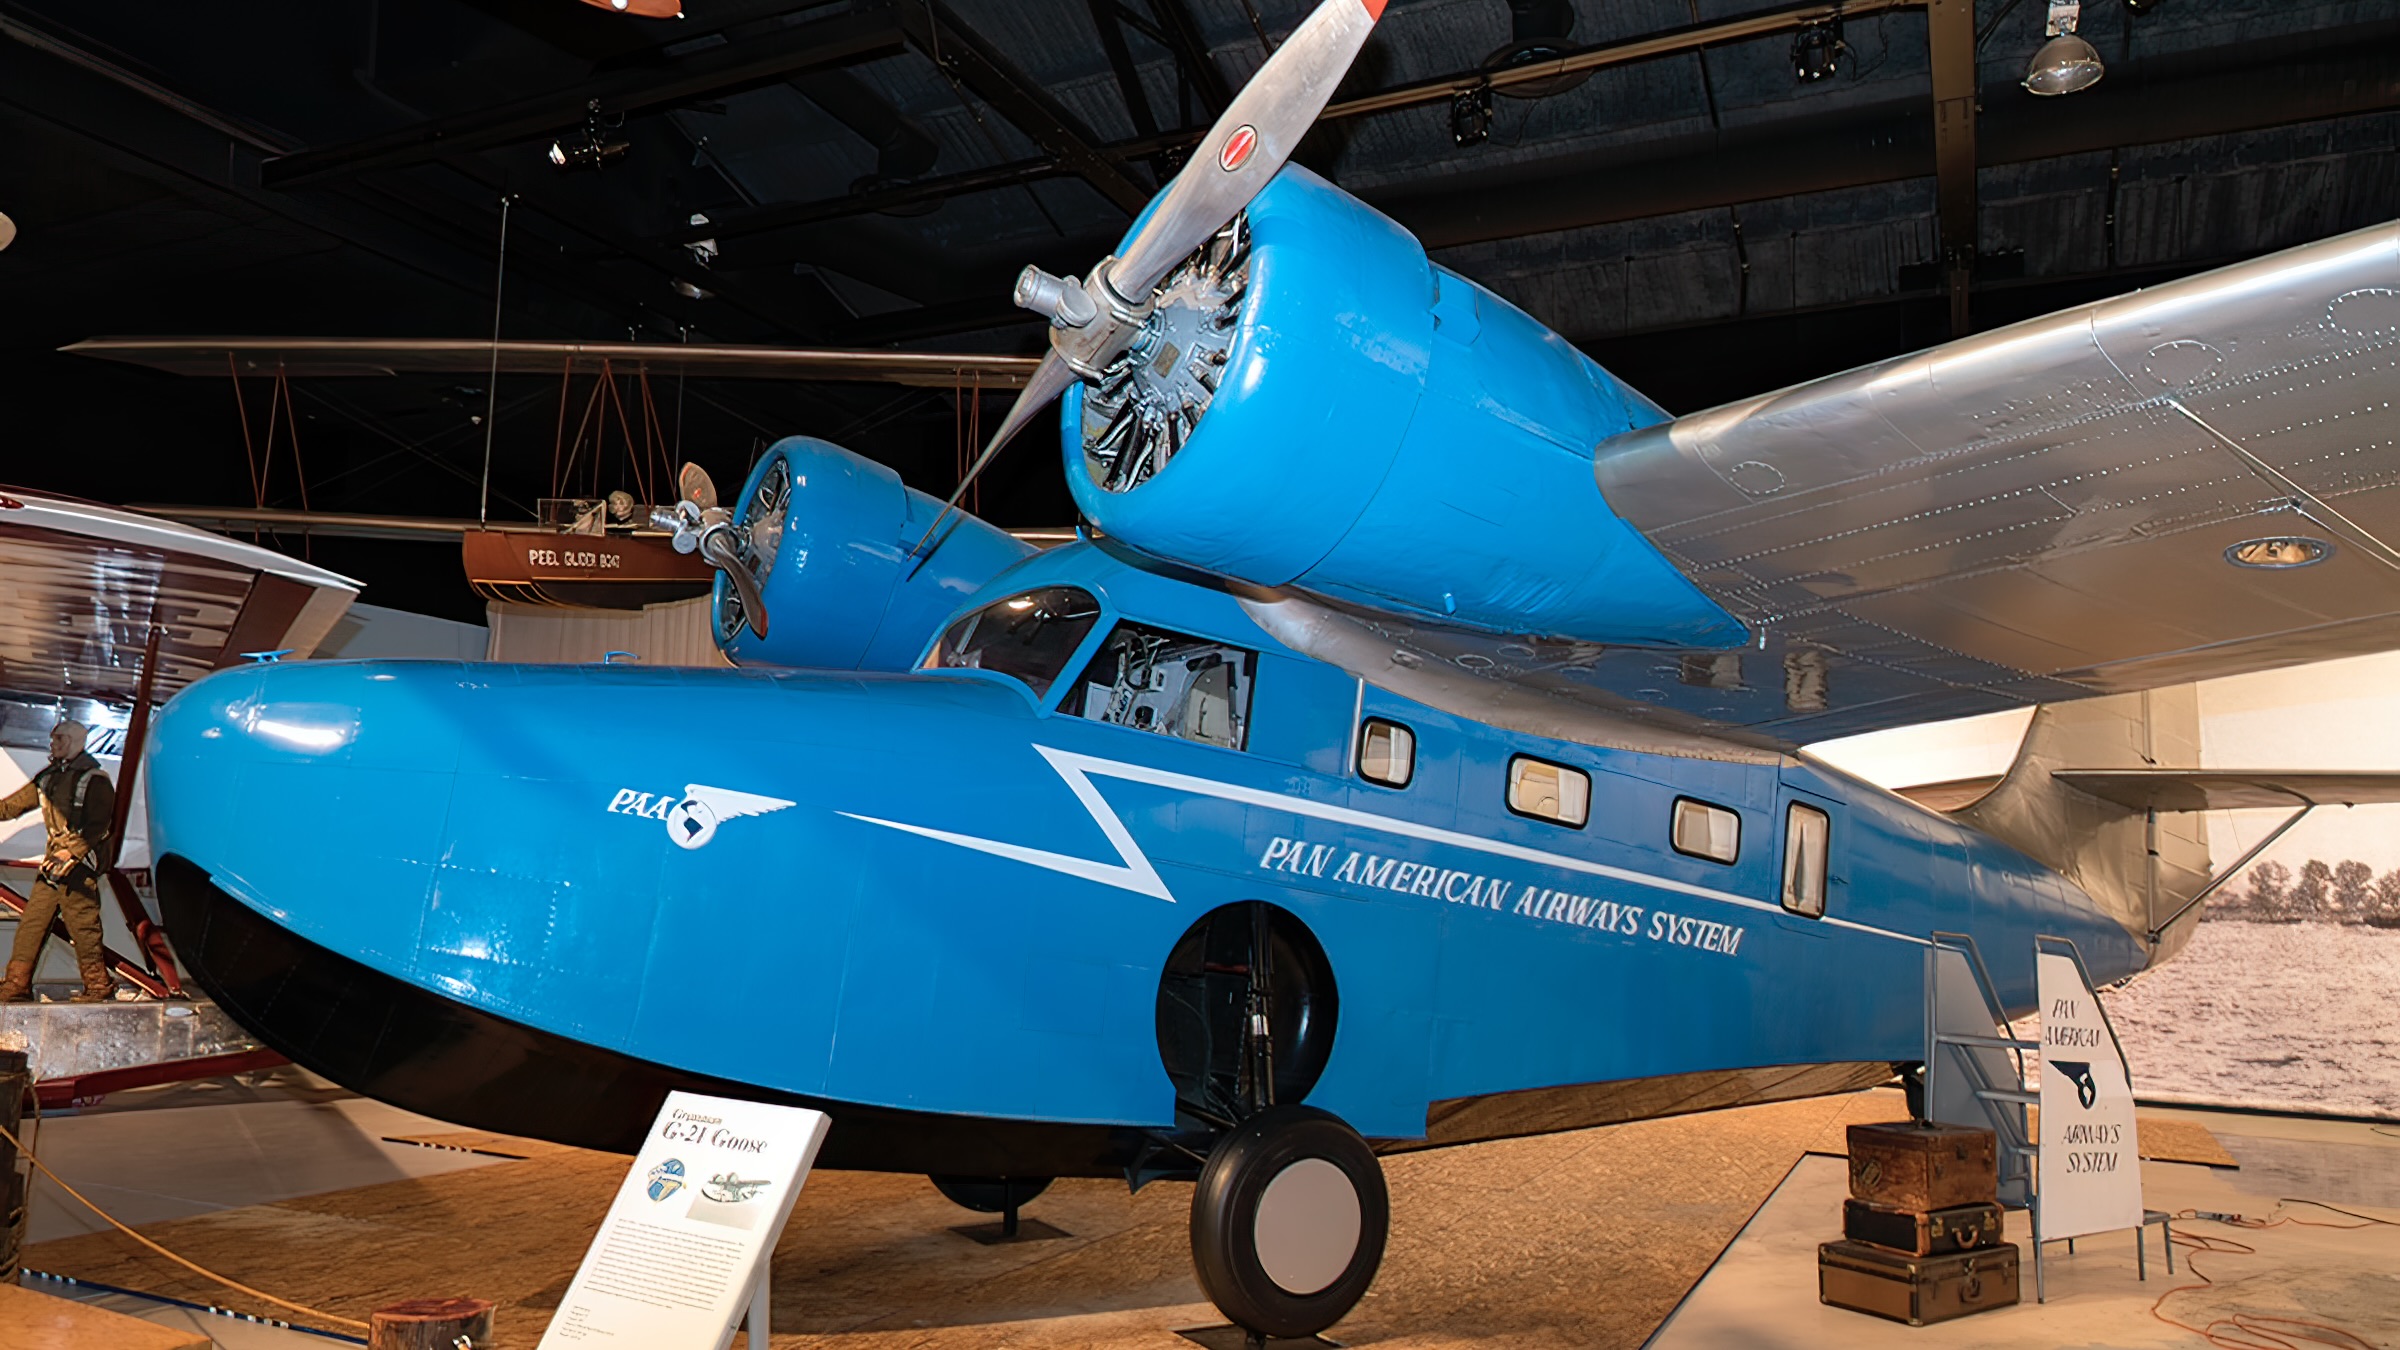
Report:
1155,901,1338,1131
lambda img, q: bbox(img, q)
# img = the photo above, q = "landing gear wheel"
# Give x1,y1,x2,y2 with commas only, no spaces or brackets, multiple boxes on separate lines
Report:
1190,1105,1388,1341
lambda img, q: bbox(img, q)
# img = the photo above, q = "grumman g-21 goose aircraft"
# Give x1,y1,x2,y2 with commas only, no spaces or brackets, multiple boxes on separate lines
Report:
142,0,2400,1337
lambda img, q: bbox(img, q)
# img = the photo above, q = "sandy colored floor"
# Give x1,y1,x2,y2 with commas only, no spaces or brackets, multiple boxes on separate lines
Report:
22,1093,1861,1349
1653,1109,2400,1350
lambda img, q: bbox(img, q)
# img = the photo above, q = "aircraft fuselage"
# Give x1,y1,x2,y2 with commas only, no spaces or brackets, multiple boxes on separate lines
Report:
146,541,2145,1173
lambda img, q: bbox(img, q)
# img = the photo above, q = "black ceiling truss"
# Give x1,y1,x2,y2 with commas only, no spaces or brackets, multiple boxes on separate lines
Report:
257,5,908,188
889,0,1153,215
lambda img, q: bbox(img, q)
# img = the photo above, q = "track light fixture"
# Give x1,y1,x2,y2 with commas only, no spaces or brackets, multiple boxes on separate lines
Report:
2024,1,2104,96
1790,18,1846,83
549,99,629,172
1450,81,1495,147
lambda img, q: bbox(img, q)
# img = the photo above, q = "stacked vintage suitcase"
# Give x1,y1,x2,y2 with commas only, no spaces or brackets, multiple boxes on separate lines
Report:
1820,1121,2021,1325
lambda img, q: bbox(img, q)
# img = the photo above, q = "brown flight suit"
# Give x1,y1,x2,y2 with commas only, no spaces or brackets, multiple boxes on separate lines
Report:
0,752,116,1001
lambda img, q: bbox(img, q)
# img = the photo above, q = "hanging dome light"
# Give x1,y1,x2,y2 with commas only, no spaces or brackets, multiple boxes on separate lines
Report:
2023,32,2105,95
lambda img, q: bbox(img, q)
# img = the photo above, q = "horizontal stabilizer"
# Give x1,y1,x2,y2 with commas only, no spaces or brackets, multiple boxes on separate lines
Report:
2053,770,2400,812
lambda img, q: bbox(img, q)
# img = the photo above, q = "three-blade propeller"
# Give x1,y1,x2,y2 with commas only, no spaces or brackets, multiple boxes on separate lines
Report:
656,462,771,638
917,0,1387,551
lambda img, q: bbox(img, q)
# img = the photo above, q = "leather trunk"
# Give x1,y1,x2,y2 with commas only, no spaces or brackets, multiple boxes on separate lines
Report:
1842,1199,2005,1256
1846,1121,1997,1210
1819,1239,2021,1325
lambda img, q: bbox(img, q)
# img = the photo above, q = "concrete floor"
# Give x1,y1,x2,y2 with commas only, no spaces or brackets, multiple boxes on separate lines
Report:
1651,1105,2400,1349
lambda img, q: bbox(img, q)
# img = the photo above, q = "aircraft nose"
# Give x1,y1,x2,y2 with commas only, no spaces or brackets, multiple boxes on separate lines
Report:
147,660,483,956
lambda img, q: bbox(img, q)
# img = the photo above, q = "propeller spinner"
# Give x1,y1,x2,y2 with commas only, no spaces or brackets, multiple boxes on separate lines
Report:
655,462,774,638
918,0,1388,547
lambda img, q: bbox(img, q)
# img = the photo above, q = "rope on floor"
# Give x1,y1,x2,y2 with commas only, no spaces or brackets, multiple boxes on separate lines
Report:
0,1117,372,1334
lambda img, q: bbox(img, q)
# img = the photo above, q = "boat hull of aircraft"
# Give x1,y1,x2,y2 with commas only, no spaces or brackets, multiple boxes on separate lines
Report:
144,544,2147,1174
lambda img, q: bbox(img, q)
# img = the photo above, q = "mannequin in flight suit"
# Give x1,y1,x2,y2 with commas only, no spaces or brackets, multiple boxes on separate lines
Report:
0,719,117,1003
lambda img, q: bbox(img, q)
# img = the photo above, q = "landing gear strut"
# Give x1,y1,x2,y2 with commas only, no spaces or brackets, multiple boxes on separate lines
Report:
1189,1105,1389,1341
930,1175,1053,1239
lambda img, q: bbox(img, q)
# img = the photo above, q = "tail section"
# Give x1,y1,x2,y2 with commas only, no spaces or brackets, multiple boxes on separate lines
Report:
1948,688,2213,966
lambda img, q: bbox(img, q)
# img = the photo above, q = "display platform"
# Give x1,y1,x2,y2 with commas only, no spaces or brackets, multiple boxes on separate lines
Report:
15,1074,2395,1349
1657,1105,2400,1348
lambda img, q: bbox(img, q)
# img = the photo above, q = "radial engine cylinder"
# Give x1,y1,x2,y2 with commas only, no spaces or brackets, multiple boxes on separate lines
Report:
715,437,1033,671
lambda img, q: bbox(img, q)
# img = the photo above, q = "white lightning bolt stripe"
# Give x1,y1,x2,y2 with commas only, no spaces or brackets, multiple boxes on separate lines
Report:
844,744,1926,945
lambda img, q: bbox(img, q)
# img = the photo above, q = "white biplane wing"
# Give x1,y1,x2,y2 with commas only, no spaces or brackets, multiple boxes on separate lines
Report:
1456,219,2400,744
0,489,359,706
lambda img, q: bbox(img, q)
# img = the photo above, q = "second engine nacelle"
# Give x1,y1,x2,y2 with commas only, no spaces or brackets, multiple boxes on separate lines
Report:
1060,166,1744,649
714,437,1032,671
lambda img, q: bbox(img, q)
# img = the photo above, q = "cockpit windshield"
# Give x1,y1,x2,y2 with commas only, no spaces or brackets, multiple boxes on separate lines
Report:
924,586,1101,698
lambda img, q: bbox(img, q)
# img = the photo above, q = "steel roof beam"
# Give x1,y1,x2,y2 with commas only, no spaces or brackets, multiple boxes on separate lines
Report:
893,0,1154,215
1928,0,1977,336
1370,17,2400,250
259,5,907,188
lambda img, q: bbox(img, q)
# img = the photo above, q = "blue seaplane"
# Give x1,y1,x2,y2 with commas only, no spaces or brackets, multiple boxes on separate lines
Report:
139,0,2400,1336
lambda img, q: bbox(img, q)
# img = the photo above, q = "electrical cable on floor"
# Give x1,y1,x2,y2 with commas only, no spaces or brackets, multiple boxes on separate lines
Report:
0,1118,372,1334
2145,1206,2388,1350
20,1270,367,1345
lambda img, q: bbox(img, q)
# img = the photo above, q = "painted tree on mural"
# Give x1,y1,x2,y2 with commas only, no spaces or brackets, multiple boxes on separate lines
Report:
2218,857,2400,924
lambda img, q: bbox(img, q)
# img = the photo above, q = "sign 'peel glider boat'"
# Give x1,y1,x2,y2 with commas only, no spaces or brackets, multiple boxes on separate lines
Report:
140,0,2400,1337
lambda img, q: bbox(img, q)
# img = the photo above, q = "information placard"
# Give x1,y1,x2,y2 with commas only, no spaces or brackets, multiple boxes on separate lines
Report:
538,1092,830,1349
2035,951,2143,1241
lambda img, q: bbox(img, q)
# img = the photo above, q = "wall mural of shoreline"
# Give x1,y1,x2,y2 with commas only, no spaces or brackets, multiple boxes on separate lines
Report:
1814,649,2400,1122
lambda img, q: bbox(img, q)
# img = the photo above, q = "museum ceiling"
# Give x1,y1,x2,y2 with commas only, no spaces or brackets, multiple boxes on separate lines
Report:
0,0,2393,617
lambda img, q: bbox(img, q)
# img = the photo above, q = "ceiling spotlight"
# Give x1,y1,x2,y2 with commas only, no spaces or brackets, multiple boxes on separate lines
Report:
549,99,629,172
2225,537,2332,570
2024,1,2104,96
1791,19,1846,83
672,278,714,301
0,210,15,252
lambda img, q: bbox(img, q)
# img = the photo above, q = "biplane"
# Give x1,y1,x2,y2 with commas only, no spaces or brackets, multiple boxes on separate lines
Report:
138,0,2400,1337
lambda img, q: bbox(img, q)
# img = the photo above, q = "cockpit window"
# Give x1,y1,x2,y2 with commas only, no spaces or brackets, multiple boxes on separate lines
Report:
1064,622,1255,750
925,586,1101,698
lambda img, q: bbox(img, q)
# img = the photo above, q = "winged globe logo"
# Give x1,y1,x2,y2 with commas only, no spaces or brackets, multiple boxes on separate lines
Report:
647,1157,686,1202
606,783,795,849
2049,1059,2099,1110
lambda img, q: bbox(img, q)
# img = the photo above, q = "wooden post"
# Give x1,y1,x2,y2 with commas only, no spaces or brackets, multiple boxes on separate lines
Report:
369,1297,494,1350
1,1048,29,1283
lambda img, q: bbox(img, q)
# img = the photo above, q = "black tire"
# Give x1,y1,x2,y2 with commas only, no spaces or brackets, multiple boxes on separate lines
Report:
1190,1105,1389,1340
929,1175,1052,1214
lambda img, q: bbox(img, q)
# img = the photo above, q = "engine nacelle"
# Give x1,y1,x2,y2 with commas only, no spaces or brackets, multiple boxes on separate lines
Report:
1061,166,1745,649
714,437,1032,671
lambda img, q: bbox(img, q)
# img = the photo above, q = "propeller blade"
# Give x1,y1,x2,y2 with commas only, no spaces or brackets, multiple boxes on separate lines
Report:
698,531,771,637
911,350,1076,555
1111,0,1385,299
678,461,718,511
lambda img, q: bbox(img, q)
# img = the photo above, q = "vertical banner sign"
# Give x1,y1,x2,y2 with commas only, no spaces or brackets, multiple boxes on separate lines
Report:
2035,952,2142,1240
539,1092,830,1349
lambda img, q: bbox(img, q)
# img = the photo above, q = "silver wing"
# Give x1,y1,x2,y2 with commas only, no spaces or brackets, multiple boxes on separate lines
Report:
1577,219,2400,740
1250,221,2400,744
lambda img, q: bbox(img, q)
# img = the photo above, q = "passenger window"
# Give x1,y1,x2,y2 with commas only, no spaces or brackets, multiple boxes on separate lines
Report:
1358,719,1415,788
1065,621,1255,749
1783,802,1829,917
924,586,1101,699
1507,755,1589,827
1672,798,1740,864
